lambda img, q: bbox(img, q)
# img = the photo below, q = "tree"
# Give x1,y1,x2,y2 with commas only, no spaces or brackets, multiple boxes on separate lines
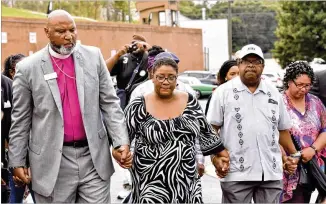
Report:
273,1,326,68
178,1,204,20
210,1,278,53
11,0,131,22
112,1,129,22
179,0,278,54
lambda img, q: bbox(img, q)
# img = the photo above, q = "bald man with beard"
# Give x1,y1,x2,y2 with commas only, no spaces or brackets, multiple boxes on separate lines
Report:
8,10,131,203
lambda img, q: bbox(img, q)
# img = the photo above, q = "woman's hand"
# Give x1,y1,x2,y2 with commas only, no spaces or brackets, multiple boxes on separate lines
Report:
212,150,230,178
283,156,298,174
301,147,316,163
112,145,133,169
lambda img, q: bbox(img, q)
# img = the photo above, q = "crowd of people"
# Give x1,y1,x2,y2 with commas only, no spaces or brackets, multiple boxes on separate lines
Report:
1,9,326,203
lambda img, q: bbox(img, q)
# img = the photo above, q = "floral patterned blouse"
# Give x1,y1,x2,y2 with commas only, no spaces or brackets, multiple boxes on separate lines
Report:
281,93,326,202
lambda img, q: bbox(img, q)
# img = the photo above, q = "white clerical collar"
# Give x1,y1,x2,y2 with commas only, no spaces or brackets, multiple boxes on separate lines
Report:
48,44,74,59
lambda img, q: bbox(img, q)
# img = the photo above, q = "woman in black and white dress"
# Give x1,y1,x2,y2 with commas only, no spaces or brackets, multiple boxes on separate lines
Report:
124,57,229,203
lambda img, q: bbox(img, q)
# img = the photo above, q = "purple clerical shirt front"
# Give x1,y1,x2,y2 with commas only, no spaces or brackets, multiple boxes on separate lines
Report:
50,55,86,142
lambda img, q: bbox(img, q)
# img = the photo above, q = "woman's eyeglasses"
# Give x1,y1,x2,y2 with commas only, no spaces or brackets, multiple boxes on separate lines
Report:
292,80,312,90
156,75,177,83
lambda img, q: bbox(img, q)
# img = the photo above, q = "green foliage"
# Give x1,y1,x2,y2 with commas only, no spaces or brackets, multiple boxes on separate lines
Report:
273,1,326,68
8,0,131,22
178,1,203,20
179,0,278,55
1,5,46,18
14,0,48,13
113,1,130,21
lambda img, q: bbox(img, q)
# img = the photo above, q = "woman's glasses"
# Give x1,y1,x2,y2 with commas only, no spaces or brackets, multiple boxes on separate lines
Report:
155,75,177,83
292,80,312,90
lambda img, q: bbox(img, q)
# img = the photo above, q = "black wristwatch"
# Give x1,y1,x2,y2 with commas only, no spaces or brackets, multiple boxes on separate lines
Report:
310,144,318,154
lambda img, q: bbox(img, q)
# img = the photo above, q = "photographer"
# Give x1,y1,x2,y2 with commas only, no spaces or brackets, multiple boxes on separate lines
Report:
106,34,151,110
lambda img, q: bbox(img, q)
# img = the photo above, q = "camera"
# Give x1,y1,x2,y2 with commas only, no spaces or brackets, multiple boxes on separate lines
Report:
127,43,138,53
127,42,147,53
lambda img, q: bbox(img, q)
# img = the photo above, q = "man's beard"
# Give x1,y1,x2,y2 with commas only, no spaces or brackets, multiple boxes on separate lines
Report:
51,43,75,55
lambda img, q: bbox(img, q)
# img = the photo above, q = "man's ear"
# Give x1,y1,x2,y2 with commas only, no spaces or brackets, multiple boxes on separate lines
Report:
44,27,50,38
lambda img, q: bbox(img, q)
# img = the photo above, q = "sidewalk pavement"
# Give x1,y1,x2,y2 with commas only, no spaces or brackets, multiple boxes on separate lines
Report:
23,155,319,203
110,156,223,203
204,156,319,203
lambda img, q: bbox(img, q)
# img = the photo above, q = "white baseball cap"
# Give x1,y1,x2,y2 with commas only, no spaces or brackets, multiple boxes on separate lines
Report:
239,44,264,60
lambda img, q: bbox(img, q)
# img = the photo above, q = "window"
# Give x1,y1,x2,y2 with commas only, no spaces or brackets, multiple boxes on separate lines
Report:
208,74,217,79
172,10,177,26
159,12,166,26
178,78,189,84
189,78,202,85
188,73,204,78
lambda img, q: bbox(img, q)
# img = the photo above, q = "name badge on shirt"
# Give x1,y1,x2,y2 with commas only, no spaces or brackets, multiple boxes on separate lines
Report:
4,100,11,108
268,98,278,105
44,72,58,81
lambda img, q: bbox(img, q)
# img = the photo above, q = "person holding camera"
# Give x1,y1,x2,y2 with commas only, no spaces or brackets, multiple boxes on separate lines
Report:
105,35,150,200
106,34,151,110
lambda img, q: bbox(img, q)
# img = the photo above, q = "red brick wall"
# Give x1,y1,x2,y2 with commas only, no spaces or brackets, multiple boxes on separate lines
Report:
1,17,204,73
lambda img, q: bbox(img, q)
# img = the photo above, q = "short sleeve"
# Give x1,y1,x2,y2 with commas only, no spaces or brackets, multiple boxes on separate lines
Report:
278,93,291,130
190,95,225,156
129,81,150,102
207,86,225,127
110,56,124,76
129,86,141,103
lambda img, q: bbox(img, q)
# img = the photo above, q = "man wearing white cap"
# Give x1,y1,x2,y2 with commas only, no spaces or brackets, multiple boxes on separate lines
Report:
207,44,300,203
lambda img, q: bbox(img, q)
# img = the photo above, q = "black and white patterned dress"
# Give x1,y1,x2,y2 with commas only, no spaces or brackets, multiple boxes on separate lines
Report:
124,94,225,203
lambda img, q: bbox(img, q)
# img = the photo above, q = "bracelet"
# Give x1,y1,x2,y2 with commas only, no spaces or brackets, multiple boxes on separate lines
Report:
290,151,301,158
310,145,318,154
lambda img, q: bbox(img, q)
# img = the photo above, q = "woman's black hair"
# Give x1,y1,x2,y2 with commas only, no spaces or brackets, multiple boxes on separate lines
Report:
148,45,165,57
283,61,314,89
217,59,237,85
152,58,178,74
3,54,26,79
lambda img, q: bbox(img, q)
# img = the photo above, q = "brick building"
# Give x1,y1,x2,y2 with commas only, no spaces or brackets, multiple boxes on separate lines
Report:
1,17,204,72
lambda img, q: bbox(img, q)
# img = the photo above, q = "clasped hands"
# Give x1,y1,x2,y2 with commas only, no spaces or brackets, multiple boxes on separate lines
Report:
211,149,230,178
283,147,315,174
12,167,31,187
112,145,133,169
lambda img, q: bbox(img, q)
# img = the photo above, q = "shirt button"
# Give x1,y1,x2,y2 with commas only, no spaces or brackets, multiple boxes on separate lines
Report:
59,149,62,153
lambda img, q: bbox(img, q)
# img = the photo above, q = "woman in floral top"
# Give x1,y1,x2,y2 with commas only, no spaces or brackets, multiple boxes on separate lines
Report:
281,61,326,203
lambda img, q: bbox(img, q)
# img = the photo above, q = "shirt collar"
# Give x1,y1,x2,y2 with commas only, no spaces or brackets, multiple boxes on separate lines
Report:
48,44,74,59
232,76,267,94
256,78,268,94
